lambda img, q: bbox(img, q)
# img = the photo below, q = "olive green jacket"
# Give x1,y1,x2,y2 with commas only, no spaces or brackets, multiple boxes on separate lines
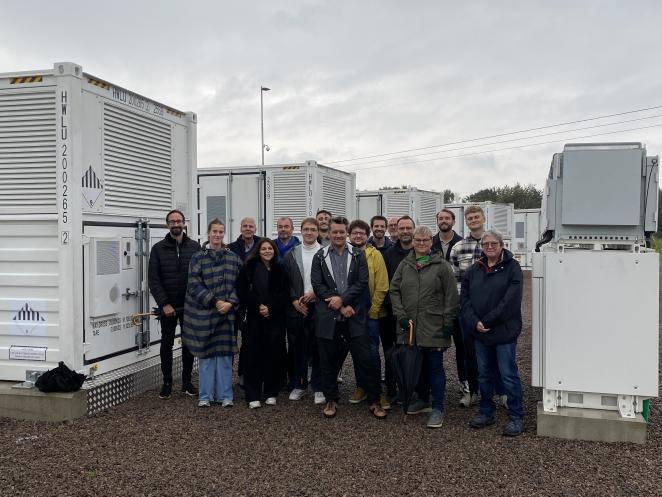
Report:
389,252,459,348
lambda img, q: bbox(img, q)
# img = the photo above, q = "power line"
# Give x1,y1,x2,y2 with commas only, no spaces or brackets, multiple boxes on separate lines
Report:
346,122,662,173
328,104,662,165
337,113,662,168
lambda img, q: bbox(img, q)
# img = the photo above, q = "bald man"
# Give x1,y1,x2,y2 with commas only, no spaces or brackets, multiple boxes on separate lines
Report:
228,217,263,262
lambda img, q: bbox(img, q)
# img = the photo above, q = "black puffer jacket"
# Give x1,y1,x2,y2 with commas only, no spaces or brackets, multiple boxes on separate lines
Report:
148,233,201,310
460,249,523,346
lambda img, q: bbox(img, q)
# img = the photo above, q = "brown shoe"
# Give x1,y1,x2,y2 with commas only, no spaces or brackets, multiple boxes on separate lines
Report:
323,401,337,419
369,402,387,420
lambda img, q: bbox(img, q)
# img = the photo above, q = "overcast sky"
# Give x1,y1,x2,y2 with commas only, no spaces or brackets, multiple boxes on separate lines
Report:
2,1,661,198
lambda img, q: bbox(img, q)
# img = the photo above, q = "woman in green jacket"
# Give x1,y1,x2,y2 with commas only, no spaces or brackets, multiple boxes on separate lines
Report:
389,226,459,428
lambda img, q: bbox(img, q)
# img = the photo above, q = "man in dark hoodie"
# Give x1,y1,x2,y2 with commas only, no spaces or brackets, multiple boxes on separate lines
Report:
228,217,262,262
148,209,201,399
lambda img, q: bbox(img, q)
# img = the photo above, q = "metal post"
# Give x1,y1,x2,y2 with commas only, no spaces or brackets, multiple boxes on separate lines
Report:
260,86,270,165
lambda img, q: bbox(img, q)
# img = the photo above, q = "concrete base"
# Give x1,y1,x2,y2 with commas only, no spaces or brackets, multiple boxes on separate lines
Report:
537,402,647,444
0,381,87,422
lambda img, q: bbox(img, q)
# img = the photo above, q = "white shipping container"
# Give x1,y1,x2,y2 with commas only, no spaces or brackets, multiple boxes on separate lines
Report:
442,201,515,246
513,208,541,269
197,161,355,241
0,63,197,392
356,188,442,232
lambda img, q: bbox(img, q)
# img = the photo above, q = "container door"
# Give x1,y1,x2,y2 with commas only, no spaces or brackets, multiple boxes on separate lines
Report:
357,194,382,222
198,174,229,241
229,173,263,239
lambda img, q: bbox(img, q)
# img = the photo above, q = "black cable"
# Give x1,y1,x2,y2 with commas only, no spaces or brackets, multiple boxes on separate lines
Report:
335,113,662,168
346,123,662,173
327,104,662,165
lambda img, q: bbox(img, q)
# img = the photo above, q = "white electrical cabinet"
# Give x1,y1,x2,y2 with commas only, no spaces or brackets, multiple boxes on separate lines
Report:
513,208,541,269
0,62,197,381
197,161,355,241
356,188,441,232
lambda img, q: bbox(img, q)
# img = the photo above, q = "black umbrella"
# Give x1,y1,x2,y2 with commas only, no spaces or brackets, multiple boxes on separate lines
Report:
386,320,423,419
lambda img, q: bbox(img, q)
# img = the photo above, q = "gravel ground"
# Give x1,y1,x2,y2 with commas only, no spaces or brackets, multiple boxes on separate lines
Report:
1,273,661,497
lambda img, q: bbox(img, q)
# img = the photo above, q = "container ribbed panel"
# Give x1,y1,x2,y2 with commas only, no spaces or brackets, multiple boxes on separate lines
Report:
0,89,56,210
322,175,348,217
273,171,307,227
103,103,172,210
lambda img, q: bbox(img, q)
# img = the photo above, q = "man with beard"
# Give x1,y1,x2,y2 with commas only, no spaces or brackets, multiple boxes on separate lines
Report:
431,209,468,405
149,209,201,399
367,215,393,253
316,209,332,246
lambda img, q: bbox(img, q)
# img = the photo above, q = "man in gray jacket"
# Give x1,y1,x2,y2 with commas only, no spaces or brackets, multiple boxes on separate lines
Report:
311,217,386,420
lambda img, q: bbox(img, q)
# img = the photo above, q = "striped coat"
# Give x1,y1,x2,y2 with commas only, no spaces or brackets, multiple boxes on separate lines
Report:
182,246,241,358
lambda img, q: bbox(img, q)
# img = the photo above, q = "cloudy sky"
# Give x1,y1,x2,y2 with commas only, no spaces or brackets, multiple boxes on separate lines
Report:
2,1,661,198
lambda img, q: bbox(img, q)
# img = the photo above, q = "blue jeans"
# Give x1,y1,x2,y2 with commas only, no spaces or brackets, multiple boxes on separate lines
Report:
474,340,523,419
462,320,505,396
199,355,233,402
415,347,446,412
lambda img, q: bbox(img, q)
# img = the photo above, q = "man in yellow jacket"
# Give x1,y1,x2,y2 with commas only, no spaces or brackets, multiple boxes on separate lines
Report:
347,219,390,409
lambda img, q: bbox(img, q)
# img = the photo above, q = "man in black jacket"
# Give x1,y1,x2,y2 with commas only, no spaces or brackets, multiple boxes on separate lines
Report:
228,217,262,262
311,217,386,420
148,209,201,399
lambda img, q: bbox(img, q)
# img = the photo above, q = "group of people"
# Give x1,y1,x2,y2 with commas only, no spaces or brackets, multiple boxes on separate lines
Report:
148,204,524,436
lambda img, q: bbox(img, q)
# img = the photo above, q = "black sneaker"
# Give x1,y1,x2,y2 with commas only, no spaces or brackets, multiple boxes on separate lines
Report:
159,383,172,399
182,383,198,396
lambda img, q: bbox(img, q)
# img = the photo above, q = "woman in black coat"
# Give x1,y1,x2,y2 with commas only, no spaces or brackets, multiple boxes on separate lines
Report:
237,238,290,408
461,229,524,437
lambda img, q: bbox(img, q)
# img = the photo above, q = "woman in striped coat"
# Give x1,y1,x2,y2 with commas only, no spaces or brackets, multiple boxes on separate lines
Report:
183,218,242,408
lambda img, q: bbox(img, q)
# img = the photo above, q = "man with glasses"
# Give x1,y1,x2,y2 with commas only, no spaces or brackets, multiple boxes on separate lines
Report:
346,219,390,409
148,209,201,399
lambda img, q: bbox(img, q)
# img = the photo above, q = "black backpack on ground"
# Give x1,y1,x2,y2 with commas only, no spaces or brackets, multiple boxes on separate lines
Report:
35,361,86,393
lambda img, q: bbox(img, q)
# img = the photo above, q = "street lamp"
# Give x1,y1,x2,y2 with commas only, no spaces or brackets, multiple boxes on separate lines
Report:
260,86,270,165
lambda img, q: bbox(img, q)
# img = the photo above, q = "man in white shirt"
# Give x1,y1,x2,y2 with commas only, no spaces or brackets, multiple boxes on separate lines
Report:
282,218,324,403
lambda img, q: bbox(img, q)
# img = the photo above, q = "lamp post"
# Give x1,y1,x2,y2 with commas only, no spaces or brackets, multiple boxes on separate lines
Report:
260,86,270,165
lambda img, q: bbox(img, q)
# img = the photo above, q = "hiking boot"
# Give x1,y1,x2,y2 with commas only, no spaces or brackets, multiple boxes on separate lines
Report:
380,393,391,411
159,383,172,399
289,388,306,401
349,387,367,404
469,413,496,429
459,392,479,408
314,391,326,405
407,399,432,415
182,383,198,397
503,417,524,437
427,409,444,428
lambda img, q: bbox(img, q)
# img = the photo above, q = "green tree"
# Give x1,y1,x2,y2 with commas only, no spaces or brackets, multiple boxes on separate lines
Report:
464,183,542,209
442,189,455,203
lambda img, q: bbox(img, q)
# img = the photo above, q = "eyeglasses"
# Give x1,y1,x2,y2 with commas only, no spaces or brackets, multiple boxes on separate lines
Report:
481,241,500,247
413,238,432,244
350,231,367,236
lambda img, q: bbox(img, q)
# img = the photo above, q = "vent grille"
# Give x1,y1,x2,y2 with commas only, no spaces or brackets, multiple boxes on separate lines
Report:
96,240,120,275
493,205,510,236
0,89,57,211
103,103,172,210
206,195,227,226
419,195,438,229
385,192,410,218
273,171,307,227
322,175,348,217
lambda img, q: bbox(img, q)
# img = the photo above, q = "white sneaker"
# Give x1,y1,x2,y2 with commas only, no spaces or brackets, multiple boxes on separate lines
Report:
337,374,343,383
221,399,234,408
198,400,211,408
498,394,508,408
248,400,261,409
314,391,326,405
289,388,306,401
265,397,277,406
459,392,479,408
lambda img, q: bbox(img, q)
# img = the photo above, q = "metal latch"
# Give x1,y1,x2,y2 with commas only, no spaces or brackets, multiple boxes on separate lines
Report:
122,288,139,300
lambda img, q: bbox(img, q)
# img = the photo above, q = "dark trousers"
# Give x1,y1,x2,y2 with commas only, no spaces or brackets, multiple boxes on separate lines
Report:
415,347,447,412
379,315,397,395
160,314,194,386
242,319,285,402
287,304,320,390
318,322,380,404
452,317,468,383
